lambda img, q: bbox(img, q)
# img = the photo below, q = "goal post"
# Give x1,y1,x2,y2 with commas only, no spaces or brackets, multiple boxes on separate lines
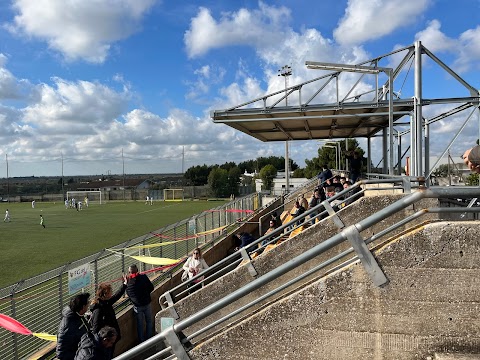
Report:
163,188,184,201
66,191,103,205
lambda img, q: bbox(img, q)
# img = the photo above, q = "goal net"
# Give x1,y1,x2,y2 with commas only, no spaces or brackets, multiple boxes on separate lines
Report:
163,188,184,201
66,191,103,205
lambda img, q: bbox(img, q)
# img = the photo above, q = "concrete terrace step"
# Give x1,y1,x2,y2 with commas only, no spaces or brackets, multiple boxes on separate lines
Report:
432,354,480,360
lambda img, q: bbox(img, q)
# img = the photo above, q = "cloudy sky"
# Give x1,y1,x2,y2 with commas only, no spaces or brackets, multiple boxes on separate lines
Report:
0,0,479,177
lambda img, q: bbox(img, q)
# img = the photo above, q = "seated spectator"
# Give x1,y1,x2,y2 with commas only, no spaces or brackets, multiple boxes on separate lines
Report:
325,186,336,199
290,200,306,227
234,232,256,251
299,194,309,211
261,219,278,247
74,326,118,360
57,293,91,360
332,176,343,193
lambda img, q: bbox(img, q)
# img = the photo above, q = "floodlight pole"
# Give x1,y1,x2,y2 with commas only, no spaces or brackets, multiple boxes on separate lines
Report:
278,65,292,194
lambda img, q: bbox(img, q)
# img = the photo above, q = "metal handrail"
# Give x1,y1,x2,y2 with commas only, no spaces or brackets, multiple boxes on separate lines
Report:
114,180,478,360
159,176,426,307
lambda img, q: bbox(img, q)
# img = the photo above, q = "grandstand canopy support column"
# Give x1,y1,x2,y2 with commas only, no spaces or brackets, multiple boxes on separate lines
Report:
367,137,371,174
414,41,423,177
397,132,402,175
382,128,388,173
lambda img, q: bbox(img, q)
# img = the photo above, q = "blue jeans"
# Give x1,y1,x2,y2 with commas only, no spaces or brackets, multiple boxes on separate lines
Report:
133,303,153,342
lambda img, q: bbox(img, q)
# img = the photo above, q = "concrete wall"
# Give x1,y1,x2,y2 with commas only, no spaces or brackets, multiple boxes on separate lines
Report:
190,221,480,359
155,194,439,340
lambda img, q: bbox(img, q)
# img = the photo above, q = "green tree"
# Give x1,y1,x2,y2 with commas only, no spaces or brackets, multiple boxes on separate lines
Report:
239,156,298,174
465,173,479,186
208,167,229,197
259,164,277,191
292,168,305,178
227,166,242,195
304,139,363,178
184,164,212,186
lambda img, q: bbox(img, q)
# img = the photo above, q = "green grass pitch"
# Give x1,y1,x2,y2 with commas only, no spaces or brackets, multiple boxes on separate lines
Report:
0,200,226,289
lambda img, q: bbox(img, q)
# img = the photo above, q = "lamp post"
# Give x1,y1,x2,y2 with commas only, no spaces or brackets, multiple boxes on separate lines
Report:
318,140,342,171
278,65,292,193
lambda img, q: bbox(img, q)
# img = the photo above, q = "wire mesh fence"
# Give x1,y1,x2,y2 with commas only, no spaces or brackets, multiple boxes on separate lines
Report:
0,193,258,360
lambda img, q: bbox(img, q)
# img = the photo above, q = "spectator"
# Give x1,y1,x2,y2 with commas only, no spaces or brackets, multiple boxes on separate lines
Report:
126,264,154,343
89,277,127,355
346,150,363,183
234,232,256,251
74,326,118,360
290,200,306,227
463,146,480,173
261,219,278,247
298,194,309,211
317,165,333,185
182,248,209,294
56,293,91,360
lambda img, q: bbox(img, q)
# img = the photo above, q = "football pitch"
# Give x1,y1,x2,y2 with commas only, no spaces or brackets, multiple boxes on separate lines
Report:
0,200,226,289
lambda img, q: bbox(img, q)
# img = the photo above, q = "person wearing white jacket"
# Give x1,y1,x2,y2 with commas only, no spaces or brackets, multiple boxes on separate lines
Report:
182,248,209,294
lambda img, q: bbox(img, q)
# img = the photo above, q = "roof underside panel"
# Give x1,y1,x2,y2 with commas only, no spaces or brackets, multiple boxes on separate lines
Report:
212,100,413,142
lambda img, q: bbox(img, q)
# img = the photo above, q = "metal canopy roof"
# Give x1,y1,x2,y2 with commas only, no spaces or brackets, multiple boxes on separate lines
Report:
212,99,413,142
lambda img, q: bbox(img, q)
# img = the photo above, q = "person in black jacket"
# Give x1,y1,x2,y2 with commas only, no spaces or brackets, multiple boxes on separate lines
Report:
56,292,91,360
89,276,127,355
74,326,117,360
126,264,154,343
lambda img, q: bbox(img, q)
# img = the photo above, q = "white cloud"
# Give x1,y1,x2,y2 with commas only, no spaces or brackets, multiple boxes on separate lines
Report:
414,20,457,53
184,2,290,58
0,53,31,100
454,26,480,73
334,0,431,45
6,0,155,63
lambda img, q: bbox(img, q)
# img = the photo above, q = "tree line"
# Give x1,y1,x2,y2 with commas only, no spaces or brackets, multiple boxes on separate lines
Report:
184,139,369,197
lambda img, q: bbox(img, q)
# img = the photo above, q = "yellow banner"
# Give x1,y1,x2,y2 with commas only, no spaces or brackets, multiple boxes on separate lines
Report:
33,332,57,342
130,256,180,266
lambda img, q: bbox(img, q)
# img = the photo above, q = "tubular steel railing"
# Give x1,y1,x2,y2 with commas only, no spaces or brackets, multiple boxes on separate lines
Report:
0,193,260,360
114,183,480,360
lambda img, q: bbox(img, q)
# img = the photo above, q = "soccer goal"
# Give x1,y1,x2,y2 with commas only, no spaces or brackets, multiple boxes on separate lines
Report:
66,191,103,205
163,188,184,201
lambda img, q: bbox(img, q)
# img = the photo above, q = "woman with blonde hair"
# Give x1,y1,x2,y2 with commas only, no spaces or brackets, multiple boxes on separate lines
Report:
89,275,127,354
182,248,209,294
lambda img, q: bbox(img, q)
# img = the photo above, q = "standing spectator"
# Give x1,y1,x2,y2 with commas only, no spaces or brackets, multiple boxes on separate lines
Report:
4,209,10,222
182,248,209,294
463,146,480,173
317,165,333,185
89,276,127,355
40,214,45,228
345,150,363,184
74,326,118,360
126,264,154,343
56,292,91,360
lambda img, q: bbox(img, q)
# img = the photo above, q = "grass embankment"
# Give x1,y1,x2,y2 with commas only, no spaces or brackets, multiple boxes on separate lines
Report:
0,200,226,288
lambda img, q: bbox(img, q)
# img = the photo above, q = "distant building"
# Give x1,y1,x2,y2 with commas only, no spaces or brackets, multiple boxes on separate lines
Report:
77,178,153,191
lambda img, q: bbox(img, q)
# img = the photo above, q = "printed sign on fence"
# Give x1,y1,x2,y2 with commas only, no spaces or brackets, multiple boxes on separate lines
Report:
68,263,91,294
188,219,196,234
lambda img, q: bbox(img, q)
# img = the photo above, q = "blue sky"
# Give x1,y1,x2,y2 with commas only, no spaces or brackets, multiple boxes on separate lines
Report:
0,0,479,177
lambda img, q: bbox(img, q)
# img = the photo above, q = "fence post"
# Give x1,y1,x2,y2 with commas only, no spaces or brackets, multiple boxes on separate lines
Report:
10,281,23,360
